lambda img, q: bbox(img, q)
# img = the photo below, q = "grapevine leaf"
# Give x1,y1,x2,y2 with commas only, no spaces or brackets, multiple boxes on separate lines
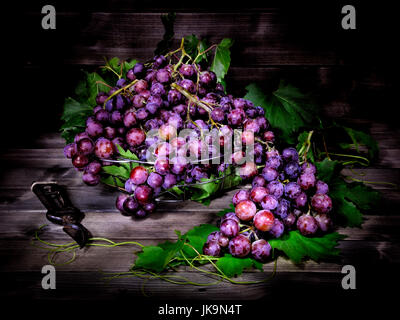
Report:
190,177,220,201
197,39,209,62
184,34,199,58
155,12,176,55
216,254,263,277
60,98,93,143
102,165,130,180
316,158,380,227
115,144,139,161
329,179,380,227
341,126,379,160
134,234,186,273
269,231,346,264
244,82,319,144
85,72,110,106
211,38,233,83
100,175,124,188
315,159,341,183
103,57,138,79
216,204,236,217
182,224,219,259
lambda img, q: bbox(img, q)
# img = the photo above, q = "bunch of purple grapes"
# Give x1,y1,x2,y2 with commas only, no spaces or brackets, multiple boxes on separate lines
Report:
63,50,276,218
203,147,333,262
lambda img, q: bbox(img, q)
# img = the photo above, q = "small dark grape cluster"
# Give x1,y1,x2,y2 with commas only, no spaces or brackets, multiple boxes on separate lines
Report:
203,147,333,262
63,49,276,219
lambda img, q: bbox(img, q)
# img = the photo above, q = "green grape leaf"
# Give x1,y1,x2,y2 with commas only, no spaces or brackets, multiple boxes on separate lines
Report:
244,82,319,144
211,38,233,84
103,57,138,79
329,179,380,227
155,12,176,55
269,231,346,264
115,144,139,161
315,158,341,183
184,34,200,58
134,234,186,273
316,158,380,227
216,254,263,278
102,165,130,180
100,175,125,188
60,98,93,143
181,224,219,259
341,126,379,160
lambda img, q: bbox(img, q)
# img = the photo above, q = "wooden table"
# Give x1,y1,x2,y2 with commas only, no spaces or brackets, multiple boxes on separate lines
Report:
0,127,399,304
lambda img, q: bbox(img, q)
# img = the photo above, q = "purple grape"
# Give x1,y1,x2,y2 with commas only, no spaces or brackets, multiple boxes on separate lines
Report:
86,161,102,175
250,186,268,203
298,172,316,190
153,55,167,69
261,194,279,211
156,68,171,83
265,156,282,170
179,79,196,93
95,109,110,123
136,108,149,121
221,212,240,224
96,92,108,105
124,179,137,193
126,69,135,81
252,175,267,188
284,161,301,180
297,214,318,236
147,172,163,189
123,111,137,128
116,194,129,214
275,199,290,219
251,239,271,262
282,147,299,162
135,208,148,218
284,182,302,200
86,120,103,138
269,219,285,238
282,212,297,228
179,64,196,78
82,171,100,186
105,100,114,112
143,201,157,214
295,192,308,208
261,167,278,182
154,158,170,175
162,173,177,189
266,181,284,199
133,63,145,77
199,71,216,87
316,180,329,194
203,240,221,257
64,143,77,159
315,213,333,232
114,94,126,110
227,109,244,127
110,111,123,125
228,235,251,258
123,196,139,214
220,219,239,238
311,194,333,214
126,128,146,147
130,166,149,185
104,126,116,140
170,156,187,175
94,138,114,159
211,107,225,122
301,162,316,174
134,185,153,204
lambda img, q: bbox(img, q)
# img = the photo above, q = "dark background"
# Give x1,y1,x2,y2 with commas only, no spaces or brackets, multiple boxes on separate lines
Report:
7,0,397,147
1,0,398,311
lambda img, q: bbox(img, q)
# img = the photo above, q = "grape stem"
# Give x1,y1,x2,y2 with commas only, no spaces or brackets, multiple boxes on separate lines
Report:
171,83,213,113
103,79,139,109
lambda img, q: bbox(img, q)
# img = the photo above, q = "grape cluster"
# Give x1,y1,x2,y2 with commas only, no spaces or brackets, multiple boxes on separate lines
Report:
203,147,333,262
63,49,276,219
